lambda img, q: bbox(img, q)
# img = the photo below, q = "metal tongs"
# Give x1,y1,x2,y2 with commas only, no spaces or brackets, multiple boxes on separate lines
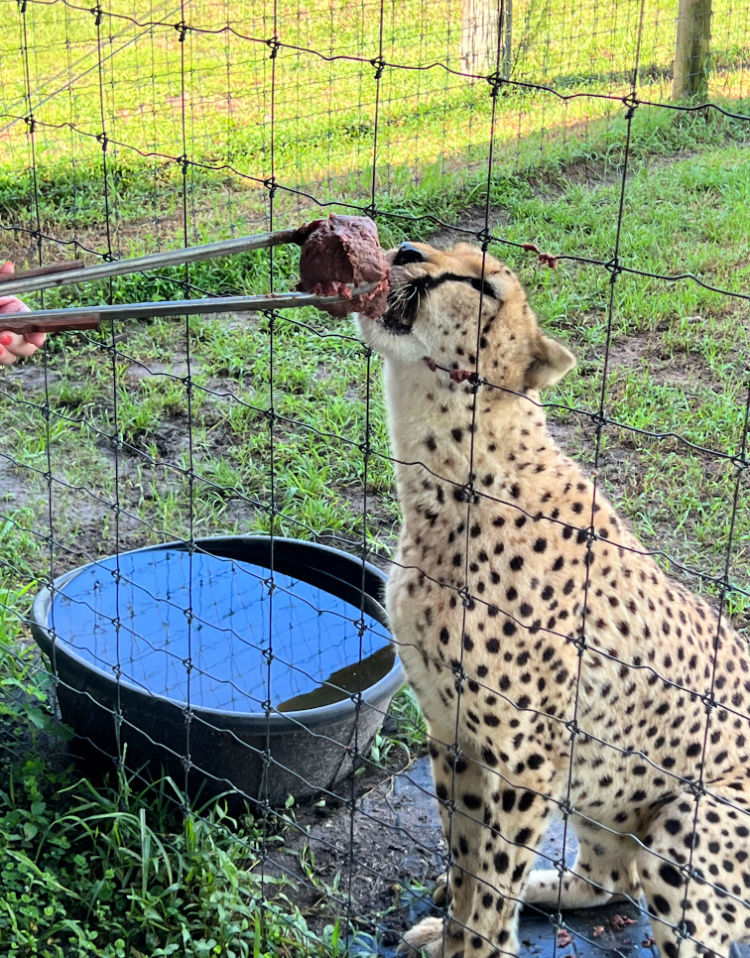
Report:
0,228,375,334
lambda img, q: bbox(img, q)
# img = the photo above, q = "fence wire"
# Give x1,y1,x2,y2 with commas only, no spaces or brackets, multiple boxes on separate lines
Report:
1,0,749,956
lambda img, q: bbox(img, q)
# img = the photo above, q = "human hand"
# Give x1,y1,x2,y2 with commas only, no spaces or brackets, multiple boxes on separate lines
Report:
0,262,46,366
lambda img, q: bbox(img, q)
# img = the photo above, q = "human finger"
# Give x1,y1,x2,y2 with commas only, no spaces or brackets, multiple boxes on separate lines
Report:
0,331,42,358
0,344,18,366
0,296,31,314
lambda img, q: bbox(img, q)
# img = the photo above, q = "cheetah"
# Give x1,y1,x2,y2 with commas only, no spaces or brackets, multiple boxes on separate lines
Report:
355,240,750,958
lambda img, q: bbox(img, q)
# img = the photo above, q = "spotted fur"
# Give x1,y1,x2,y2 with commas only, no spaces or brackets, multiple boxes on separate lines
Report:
356,241,750,958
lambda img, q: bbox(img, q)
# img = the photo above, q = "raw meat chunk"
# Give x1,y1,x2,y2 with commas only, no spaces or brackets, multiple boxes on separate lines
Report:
297,214,390,319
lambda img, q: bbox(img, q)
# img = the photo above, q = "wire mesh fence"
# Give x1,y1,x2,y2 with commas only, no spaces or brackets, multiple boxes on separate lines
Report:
0,0,749,955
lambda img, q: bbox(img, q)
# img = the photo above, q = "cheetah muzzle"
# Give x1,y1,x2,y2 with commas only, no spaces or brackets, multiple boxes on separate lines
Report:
355,240,750,958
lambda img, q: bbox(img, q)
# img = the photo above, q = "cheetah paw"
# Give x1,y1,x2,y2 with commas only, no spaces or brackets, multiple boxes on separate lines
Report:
433,871,448,906
398,917,461,958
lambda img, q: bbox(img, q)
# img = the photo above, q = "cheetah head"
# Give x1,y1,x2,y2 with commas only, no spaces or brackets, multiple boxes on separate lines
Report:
357,240,576,394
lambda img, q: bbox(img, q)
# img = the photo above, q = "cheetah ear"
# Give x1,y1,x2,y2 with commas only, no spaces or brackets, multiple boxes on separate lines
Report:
524,334,576,390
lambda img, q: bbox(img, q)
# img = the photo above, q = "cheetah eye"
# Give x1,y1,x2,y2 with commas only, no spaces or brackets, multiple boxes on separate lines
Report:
469,277,498,301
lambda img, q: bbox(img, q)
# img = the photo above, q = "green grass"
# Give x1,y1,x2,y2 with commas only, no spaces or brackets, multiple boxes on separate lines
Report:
0,116,747,614
0,753,327,956
1,1,750,953
1,0,749,240
5,109,748,605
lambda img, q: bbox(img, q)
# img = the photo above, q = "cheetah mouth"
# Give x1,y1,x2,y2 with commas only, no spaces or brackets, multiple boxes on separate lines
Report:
380,279,420,335
379,263,438,334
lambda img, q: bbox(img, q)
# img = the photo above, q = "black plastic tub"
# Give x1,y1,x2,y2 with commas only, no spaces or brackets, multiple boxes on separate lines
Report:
30,536,403,807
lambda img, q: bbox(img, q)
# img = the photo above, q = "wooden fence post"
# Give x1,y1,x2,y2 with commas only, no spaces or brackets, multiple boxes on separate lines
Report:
502,0,512,82
460,0,511,79
461,0,499,75
673,0,712,100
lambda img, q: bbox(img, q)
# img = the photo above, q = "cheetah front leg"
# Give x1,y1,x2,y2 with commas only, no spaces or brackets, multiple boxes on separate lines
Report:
401,742,559,958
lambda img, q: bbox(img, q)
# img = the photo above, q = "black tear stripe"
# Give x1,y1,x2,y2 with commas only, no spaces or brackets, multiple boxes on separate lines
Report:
409,273,499,315
421,272,498,300
383,272,500,333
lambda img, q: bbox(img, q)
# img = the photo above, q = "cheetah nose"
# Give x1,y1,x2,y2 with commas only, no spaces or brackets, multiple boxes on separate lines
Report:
393,242,427,266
